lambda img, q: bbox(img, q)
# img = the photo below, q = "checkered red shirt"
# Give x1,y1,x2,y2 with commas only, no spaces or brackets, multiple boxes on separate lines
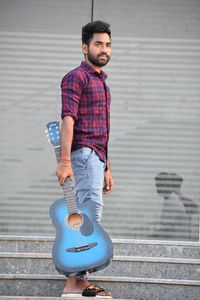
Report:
61,61,111,161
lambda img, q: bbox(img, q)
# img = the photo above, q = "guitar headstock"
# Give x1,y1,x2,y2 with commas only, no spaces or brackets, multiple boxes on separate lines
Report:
46,121,60,147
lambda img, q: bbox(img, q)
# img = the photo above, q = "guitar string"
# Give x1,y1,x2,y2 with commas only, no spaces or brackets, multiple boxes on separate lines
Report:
54,141,86,249
63,179,86,250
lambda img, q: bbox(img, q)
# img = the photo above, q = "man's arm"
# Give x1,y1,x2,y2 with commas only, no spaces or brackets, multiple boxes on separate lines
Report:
56,116,74,185
103,159,114,194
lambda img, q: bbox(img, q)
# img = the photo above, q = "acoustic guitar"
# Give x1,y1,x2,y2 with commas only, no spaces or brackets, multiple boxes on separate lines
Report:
46,121,113,276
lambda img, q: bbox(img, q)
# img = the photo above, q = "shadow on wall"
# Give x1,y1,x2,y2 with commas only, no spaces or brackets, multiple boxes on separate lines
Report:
153,172,199,241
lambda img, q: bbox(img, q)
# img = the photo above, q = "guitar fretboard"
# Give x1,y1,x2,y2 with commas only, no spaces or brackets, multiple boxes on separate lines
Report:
54,145,78,215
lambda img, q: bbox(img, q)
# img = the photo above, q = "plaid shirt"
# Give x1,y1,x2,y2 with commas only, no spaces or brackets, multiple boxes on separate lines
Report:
61,61,111,161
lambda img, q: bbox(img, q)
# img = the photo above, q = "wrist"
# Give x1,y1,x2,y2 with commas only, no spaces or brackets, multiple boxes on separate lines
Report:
60,157,71,163
59,164,71,168
105,159,111,172
105,165,111,172
59,161,71,167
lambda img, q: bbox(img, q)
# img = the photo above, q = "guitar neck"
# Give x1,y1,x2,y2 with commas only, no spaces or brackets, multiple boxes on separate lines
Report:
54,145,78,215
54,146,61,164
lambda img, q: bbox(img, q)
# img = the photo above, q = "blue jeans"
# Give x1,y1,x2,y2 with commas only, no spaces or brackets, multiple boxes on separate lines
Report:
70,147,105,280
71,147,105,224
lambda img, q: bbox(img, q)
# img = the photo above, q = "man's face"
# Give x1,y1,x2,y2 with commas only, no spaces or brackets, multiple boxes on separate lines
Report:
83,33,112,67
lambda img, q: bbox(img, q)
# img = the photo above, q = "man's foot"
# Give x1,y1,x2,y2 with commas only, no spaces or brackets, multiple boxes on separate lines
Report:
82,284,112,298
62,277,112,298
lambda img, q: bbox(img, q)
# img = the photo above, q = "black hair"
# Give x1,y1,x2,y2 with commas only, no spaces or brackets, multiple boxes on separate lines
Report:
155,172,183,189
82,20,111,45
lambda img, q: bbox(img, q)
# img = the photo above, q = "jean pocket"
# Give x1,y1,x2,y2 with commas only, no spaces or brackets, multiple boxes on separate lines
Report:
71,148,82,163
82,147,93,164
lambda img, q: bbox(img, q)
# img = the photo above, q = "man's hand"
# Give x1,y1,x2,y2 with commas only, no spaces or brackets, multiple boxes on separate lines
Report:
103,168,114,194
56,162,73,186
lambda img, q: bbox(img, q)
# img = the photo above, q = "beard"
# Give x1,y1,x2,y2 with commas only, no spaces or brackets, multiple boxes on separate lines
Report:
87,51,110,67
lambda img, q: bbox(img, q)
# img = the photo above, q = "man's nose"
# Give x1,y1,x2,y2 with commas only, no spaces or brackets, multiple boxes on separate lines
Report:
100,45,108,52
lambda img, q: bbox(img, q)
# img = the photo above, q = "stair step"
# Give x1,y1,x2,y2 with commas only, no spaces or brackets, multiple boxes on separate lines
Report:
0,298,129,300
0,274,200,300
1,236,200,259
0,298,66,300
0,252,200,280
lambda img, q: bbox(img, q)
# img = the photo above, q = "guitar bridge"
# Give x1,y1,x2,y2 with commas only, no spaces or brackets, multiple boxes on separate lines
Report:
66,242,97,252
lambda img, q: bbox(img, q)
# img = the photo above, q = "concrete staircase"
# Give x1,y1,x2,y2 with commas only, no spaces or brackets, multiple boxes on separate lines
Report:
0,236,200,299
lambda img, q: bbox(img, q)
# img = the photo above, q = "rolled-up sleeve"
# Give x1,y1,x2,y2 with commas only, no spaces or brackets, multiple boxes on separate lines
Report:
61,73,83,120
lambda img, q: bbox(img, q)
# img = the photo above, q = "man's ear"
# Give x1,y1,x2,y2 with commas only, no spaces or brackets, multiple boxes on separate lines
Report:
82,43,88,56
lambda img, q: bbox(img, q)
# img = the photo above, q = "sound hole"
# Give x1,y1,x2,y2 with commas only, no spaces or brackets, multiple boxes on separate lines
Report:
66,213,83,230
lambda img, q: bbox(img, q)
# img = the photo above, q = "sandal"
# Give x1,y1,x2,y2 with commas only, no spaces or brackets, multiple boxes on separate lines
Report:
82,284,112,298
62,292,83,298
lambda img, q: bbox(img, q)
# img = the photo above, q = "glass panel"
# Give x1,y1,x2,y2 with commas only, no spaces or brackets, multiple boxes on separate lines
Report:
94,0,200,241
0,0,91,34
0,0,199,242
0,0,91,236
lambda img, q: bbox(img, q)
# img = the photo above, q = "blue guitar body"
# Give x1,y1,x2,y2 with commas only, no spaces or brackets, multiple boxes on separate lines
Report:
46,121,113,276
49,197,113,276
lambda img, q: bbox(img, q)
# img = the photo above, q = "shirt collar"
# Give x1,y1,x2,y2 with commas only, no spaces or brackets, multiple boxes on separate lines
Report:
81,61,107,80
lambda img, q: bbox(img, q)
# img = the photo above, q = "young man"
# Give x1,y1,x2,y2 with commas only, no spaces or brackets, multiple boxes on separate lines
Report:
56,20,114,298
